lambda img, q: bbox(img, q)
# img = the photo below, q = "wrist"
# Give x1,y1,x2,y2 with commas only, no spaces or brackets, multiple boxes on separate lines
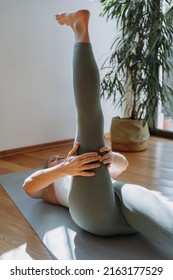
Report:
49,161,68,178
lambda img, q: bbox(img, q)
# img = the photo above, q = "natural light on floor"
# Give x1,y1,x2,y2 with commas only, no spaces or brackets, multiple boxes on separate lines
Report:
0,244,33,260
43,226,76,260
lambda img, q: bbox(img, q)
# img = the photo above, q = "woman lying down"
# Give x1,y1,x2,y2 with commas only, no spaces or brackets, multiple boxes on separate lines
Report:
22,143,128,207
23,9,173,255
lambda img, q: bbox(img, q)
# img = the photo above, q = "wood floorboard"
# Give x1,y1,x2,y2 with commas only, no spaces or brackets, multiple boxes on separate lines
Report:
0,187,52,259
0,136,173,259
0,143,73,174
0,142,73,259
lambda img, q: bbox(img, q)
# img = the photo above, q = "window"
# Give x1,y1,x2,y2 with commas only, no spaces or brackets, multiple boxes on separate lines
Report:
151,1,173,139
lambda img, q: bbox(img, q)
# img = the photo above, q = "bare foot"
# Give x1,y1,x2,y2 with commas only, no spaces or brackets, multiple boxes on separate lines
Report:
55,10,90,27
55,10,90,43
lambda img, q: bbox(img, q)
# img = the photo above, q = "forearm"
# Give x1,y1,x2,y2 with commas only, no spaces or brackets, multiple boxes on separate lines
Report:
22,164,66,196
22,151,101,197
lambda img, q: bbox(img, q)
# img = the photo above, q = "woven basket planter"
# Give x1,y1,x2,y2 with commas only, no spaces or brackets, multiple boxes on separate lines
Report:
110,117,150,152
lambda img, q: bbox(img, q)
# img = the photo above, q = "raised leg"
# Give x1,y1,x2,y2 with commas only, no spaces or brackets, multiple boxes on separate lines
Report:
55,10,134,235
55,11,173,254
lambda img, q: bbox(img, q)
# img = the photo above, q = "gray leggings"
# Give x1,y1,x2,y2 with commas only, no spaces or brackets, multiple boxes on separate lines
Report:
68,43,173,252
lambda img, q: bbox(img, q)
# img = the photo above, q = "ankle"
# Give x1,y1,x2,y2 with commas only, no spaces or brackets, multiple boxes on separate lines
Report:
74,23,90,43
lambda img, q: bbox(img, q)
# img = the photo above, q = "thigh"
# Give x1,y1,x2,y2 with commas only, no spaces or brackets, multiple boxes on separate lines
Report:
69,175,136,236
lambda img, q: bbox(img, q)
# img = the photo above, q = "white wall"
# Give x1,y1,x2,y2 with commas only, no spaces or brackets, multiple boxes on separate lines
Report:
0,0,119,151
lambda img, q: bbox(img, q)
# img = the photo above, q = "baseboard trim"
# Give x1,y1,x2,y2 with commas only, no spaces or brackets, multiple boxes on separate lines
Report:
0,139,74,159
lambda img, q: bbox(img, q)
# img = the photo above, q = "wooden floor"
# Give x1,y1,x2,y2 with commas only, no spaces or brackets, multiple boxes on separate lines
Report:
0,136,173,259
0,142,73,175
1,137,172,190
0,142,73,260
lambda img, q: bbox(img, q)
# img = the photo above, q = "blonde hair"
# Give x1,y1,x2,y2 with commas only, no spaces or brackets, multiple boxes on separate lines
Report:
42,157,51,169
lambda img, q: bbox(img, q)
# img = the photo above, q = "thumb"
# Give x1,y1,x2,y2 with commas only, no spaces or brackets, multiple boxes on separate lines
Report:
68,142,80,157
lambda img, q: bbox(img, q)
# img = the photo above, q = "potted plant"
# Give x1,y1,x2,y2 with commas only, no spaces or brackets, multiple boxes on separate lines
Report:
100,0,173,151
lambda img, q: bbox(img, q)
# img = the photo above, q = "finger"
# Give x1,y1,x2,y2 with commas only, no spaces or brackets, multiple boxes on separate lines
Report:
101,152,112,163
106,163,111,169
81,156,101,165
79,171,96,177
80,152,99,158
100,146,110,153
79,153,100,163
67,147,77,157
72,143,80,154
103,159,111,165
102,152,110,160
68,143,79,157
81,162,100,170
74,142,80,149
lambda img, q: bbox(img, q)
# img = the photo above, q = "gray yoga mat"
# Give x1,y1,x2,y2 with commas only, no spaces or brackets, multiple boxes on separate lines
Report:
0,169,172,260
